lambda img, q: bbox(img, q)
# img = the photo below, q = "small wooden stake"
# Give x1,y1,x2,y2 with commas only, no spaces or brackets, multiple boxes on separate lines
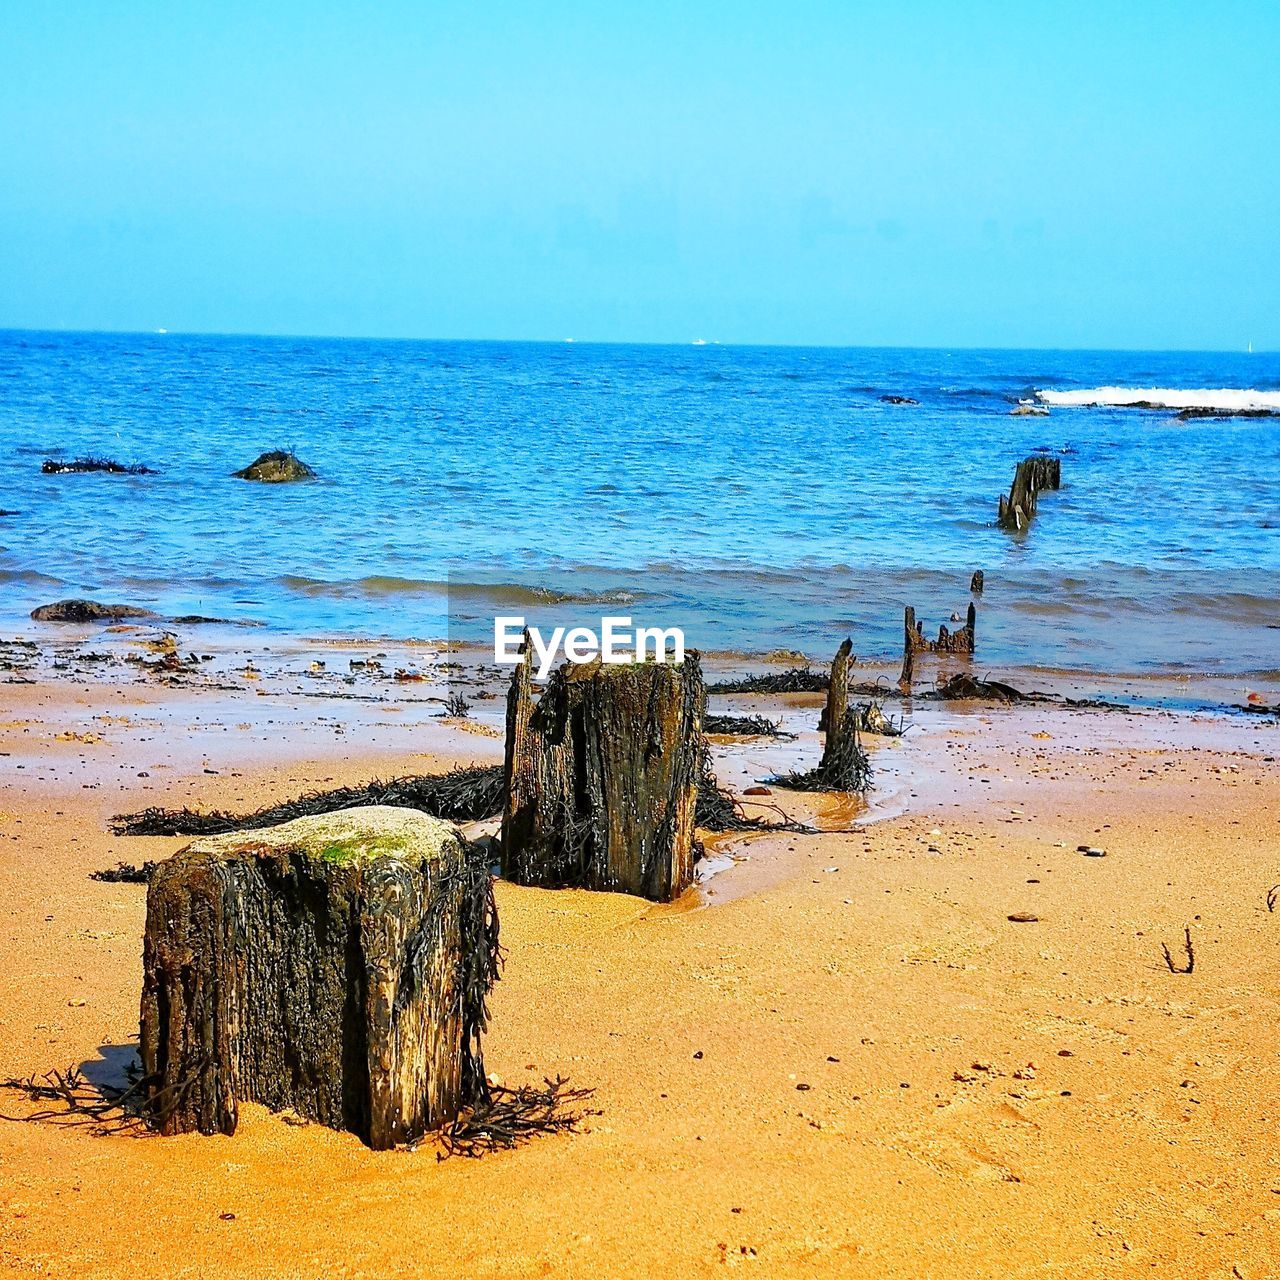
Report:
898,607,916,694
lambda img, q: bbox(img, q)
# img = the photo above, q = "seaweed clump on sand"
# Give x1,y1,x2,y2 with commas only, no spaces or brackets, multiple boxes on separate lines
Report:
435,1077,598,1159
90,861,157,884
694,746,813,835
703,713,793,739
918,673,1042,703
766,711,872,794
41,457,156,475
707,667,829,695
233,449,317,482
111,764,506,837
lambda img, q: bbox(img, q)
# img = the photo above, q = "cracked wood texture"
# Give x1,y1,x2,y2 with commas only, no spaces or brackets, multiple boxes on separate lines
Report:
502,650,704,902
139,806,497,1149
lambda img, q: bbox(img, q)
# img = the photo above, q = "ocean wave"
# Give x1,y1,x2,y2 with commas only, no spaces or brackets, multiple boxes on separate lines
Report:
0,568,66,587
1035,386,1280,412
276,574,649,607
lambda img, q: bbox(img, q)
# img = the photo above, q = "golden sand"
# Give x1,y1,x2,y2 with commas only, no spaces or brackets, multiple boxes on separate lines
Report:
2,678,1278,1278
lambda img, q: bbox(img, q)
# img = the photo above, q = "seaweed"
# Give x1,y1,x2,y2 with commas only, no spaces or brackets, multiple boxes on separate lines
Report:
41,457,156,475
0,1060,201,1136
442,689,471,717
435,1076,597,1159
90,861,157,884
111,764,506,836
703,713,793,739
695,745,815,834
707,667,828,694
917,673,1045,703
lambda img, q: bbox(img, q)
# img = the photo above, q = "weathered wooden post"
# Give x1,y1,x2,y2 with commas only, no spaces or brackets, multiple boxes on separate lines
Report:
139,806,498,1149
818,638,853,772
997,456,1061,530
502,645,704,902
770,640,872,793
935,602,977,654
898,606,916,694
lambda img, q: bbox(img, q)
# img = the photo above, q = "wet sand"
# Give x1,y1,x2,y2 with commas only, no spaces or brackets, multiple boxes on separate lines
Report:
2,665,1279,1278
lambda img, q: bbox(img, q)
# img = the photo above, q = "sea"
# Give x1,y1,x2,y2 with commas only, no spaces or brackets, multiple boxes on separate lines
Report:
1,330,1277,683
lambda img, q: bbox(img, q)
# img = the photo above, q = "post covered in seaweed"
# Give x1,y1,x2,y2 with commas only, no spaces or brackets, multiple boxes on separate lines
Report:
502,641,704,902
139,806,498,1150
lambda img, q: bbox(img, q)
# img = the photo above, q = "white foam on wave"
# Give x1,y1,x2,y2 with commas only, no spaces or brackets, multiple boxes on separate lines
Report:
1035,386,1280,412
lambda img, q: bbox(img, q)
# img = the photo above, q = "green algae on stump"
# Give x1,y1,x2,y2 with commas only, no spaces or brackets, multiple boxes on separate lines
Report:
232,449,316,482
140,806,498,1149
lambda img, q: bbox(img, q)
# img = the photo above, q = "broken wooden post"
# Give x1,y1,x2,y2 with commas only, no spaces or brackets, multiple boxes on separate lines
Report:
140,806,497,1149
502,646,704,902
898,606,916,693
819,638,853,772
935,602,977,654
997,456,1062,530
768,640,871,794
970,569,984,595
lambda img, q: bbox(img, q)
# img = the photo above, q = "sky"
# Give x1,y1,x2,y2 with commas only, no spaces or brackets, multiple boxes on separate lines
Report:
0,2,1277,349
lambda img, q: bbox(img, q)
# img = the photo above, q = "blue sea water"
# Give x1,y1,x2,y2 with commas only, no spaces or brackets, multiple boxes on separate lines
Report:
1,330,1277,677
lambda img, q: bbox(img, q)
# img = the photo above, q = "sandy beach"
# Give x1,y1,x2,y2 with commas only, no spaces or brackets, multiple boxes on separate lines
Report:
3,654,1278,1279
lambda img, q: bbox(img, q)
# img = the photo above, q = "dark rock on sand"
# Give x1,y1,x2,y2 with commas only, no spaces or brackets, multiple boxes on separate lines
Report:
31,599,159,623
233,450,317,482
41,457,156,475
879,394,919,405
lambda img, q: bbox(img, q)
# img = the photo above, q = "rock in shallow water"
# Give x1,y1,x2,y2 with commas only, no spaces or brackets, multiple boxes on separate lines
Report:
30,599,158,622
232,449,317,482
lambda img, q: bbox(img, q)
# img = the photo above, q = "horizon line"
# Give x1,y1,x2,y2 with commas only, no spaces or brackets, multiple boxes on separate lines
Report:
0,324,1271,359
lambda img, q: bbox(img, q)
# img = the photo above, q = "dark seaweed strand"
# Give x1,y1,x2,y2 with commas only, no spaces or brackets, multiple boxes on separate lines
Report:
456,842,502,1109
111,764,506,836
435,1076,598,1159
90,861,158,883
0,1056,208,1136
695,740,816,835
706,666,829,695
703,713,794,739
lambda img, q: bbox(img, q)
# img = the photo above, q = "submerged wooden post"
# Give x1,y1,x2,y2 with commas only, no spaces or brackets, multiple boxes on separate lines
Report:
140,806,497,1149
997,456,1061,530
502,647,704,902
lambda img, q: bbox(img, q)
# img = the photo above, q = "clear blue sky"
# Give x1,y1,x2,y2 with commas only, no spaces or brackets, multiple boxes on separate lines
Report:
1,2,1276,349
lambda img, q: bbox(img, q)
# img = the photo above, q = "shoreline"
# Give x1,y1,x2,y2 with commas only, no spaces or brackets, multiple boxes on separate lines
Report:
5,617,1278,718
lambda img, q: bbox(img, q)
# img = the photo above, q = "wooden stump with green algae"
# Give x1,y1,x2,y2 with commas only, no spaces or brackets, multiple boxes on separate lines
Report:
139,806,498,1150
502,651,704,902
